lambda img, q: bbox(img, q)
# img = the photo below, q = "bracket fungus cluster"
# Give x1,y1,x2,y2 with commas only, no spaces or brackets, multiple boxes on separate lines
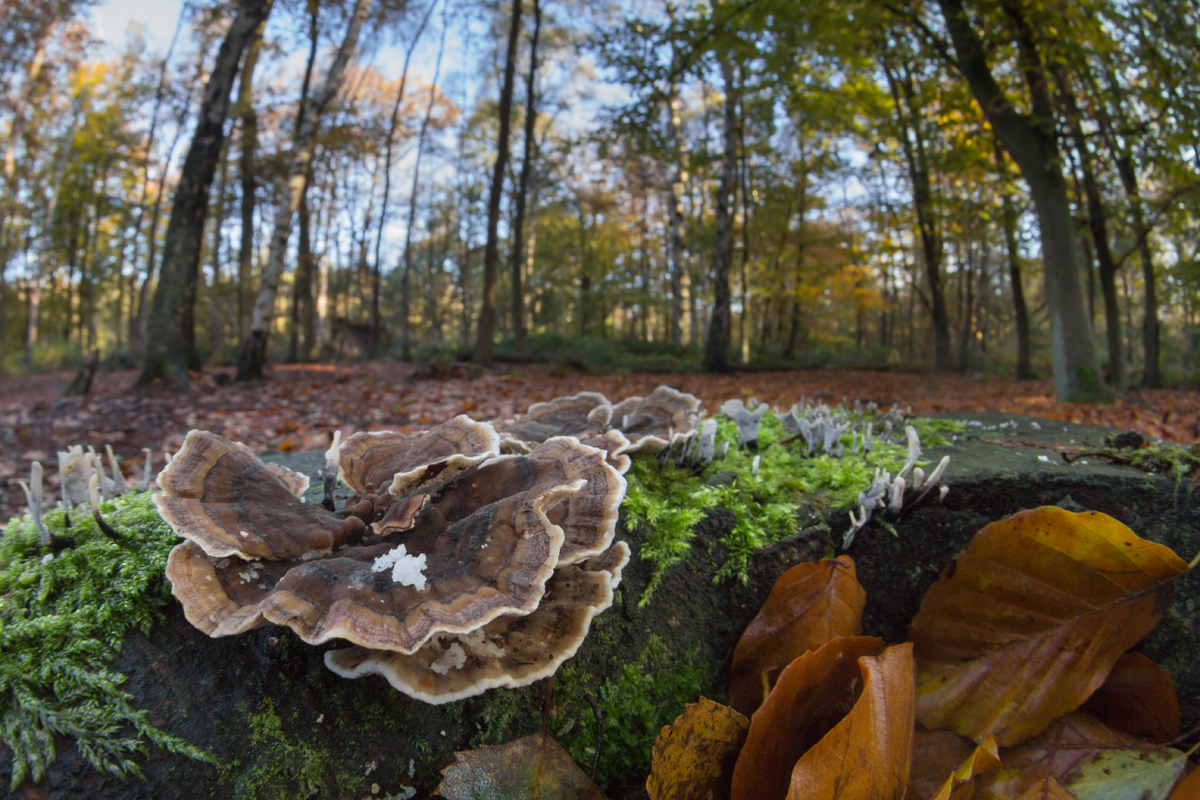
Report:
494,385,703,471
160,412,634,704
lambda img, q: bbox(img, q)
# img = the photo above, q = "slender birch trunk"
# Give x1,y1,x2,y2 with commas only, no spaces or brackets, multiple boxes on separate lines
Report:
703,54,737,372
371,0,436,360
401,4,449,360
236,0,372,380
508,0,541,355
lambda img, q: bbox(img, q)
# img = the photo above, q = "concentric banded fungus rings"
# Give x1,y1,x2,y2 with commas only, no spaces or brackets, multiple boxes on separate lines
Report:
159,393,689,704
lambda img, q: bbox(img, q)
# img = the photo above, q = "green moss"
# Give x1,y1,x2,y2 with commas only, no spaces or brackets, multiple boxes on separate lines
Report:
229,697,367,800
0,492,214,788
626,411,963,601
552,636,708,788
1126,443,1200,481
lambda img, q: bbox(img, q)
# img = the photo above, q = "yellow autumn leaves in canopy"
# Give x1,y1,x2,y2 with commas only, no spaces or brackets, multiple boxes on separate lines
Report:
646,507,1193,800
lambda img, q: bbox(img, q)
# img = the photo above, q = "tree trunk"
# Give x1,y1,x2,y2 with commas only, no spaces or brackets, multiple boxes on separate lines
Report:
400,5,448,361
881,55,952,371
1114,154,1160,388
285,3,320,365
665,78,687,352
25,91,85,361
473,0,523,365
235,18,267,343
938,0,1107,401
140,0,274,385
374,0,436,361
1055,72,1122,385
508,0,541,356
236,0,370,381
703,54,737,372
995,141,1032,380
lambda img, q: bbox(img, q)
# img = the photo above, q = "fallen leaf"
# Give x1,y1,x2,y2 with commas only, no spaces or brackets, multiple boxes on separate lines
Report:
930,735,1000,800
1166,766,1200,800
730,636,886,800
910,730,980,800
785,643,915,800
646,697,750,800
435,733,607,800
1080,652,1180,744
910,507,1188,747
974,712,1187,800
728,556,866,717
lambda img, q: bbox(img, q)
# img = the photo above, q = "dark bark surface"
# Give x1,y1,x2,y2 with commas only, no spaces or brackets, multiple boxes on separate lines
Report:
139,0,273,386
703,55,738,373
4,413,1199,799
474,0,523,366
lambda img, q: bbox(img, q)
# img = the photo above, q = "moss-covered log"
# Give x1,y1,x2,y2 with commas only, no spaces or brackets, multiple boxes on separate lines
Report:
2,411,1198,799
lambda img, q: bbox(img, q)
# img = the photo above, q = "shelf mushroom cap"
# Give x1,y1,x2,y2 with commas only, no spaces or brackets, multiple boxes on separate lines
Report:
494,391,613,449
610,386,703,452
336,415,500,498
155,430,364,561
324,541,631,704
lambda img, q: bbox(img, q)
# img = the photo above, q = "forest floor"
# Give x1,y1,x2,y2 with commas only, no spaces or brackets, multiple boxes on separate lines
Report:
1,361,1197,522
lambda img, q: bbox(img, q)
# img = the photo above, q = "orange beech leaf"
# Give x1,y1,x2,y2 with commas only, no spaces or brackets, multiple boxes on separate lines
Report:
785,643,915,800
435,733,607,800
1167,766,1200,800
730,636,886,800
909,730,979,800
1080,652,1180,744
974,712,1187,800
910,507,1188,747
729,556,866,717
929,735,1000,800
646,697,750,800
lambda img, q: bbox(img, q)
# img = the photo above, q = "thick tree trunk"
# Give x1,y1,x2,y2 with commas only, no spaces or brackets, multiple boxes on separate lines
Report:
474,0,523,365
236,0,370,381
938,0,1107,401
140,0,274,385
703,55,737,372
509,0,541,356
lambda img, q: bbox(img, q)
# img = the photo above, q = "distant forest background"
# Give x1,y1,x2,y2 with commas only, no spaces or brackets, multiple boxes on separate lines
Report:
0,0,1197,400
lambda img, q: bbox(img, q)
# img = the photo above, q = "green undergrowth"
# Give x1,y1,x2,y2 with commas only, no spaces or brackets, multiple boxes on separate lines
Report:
0,492,212,788
553,635,708,789
1126,442,1200,481
624,412,963,604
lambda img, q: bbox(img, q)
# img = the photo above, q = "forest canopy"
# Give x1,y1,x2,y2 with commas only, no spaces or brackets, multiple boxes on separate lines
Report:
0,0,1197,400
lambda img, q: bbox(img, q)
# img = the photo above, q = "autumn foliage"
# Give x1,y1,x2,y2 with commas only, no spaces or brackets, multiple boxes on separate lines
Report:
436,506,1197,799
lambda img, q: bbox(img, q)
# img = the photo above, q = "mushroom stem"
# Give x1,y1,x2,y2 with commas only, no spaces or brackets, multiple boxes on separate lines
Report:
88,472,120,539
106,445,130,492
139,448,154,491
18,462,51,547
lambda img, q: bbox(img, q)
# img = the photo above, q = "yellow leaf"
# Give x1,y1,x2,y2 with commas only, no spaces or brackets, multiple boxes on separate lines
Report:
646,697,749,800
929,735,1001,800
911,508,1187,746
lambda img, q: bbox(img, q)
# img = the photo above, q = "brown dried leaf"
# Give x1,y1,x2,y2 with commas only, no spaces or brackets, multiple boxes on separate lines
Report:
435,733,607,800
783,643,915,800
910,730,1002,800
911,507,1188,747
729,556,866,717
1080,652,1180,744
646,697,750,800
974,712,1187,800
